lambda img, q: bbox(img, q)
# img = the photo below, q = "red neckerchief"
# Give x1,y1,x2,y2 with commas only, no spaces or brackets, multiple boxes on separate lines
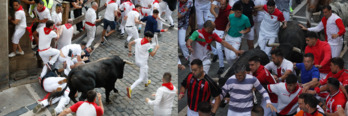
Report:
132,8,139,13
65,23,72,29
285,83,300,94
162,82,174,90
141,38,150,45
38,6,46,12
152,15,157,19
153,0,159,4
44,27,52,35
108,0,116,4
16,5,23,11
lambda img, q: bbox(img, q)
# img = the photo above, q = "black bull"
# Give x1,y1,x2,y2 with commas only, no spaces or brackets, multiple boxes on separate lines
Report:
50,55,132,103
219,21,306,87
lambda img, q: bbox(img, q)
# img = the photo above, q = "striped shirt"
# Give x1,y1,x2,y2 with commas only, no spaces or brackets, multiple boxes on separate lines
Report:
221,74,271,112
181,73,221,111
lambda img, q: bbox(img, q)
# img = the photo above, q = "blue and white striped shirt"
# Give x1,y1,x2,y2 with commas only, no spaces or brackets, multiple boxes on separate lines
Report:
221,74,271,112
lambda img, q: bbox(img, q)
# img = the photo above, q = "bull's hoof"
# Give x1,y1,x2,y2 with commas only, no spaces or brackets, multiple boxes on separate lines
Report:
106,99,111,104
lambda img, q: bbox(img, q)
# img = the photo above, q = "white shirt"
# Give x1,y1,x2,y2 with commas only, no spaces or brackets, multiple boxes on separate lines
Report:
265,58,293,77
51,11,62,25
57,24,74,49
85,8,97,24
253,0,267,22
140,0,153,8
61,44,82,57
148,86,177,116
259,8,284,37
34,6,52,21
15,10,27,29
308,13,344,45
134,38,153,66
125,10,140,26
38,28,57,50
104,2,118,21
120,1,135,16
267,83,302,115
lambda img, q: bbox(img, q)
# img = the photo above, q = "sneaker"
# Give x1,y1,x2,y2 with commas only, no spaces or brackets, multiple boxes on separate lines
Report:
170,24,174,28
217,67,225,75
145,80,151,87
33,104,43,113
138,30,141,33
124,41,128,48
126,87,132,98
16,51,24,55
8,52,16,57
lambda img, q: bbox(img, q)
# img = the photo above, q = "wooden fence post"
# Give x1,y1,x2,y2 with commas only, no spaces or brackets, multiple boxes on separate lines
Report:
62,1,70,24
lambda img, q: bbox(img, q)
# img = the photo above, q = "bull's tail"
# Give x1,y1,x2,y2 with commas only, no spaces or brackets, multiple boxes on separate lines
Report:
47,84,68,105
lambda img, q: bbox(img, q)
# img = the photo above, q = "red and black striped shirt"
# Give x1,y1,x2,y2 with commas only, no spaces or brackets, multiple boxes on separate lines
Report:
181,73,221,111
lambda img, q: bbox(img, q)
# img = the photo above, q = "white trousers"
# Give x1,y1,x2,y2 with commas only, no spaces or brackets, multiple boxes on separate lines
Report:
187,106,199,116
254,21,261,40
195,6,210,29
258,32,276,57
86,25,96,47
120,13,126,34
39,48,60,78
244,26,255,40
159,2,174,25
261,100,278,116
55,55,74,75
40,88,70,113
125,26,139,42
12,27,26,44
213,29,225,67
227,110,251,116
178,28,190,59
330,43,343,58
224,35,241,65
43,77,67,92
282,11,290,21
130,65,149,90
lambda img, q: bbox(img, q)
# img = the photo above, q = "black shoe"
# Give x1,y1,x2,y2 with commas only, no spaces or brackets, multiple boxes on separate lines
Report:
138,30,141,33
212,55,218,62
77,29,83,32
217,67,224,75
32,45,38,51
170,24,174,28
124,41,128,48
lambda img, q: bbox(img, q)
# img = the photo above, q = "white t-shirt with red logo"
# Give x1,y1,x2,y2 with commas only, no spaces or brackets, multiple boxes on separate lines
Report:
70,101,103,116
265,58,293,78
267,83,302,115
120,1,135,16
260,5,285,37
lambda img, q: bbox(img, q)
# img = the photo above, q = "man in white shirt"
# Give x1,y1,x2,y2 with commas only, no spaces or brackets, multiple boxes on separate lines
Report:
124,4,146,48
253,0,267,39
138,0,153,31
38,20,60,81
8,0,26,57
195,0,212,29
267,74,302,116
55,44,83,76
101,0,119,44
299,5,346,58
254,0,287,57
158,0,174,28
265,49,294,82
119,0,135,35
51,3,62,27
146,72,177,116
57,19,74,49
34,1,52,31
85,2,102,47
126,31,160,98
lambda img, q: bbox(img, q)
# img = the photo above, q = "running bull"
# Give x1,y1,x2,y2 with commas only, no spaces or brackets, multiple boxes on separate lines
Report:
51,55,133,103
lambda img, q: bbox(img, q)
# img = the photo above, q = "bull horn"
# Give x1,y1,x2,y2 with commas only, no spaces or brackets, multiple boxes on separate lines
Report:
123,60,134,65
292,47,302,53
266,43,280,47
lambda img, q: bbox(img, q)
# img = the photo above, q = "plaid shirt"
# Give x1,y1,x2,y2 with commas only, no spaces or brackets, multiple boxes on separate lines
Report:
178,1,193,29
